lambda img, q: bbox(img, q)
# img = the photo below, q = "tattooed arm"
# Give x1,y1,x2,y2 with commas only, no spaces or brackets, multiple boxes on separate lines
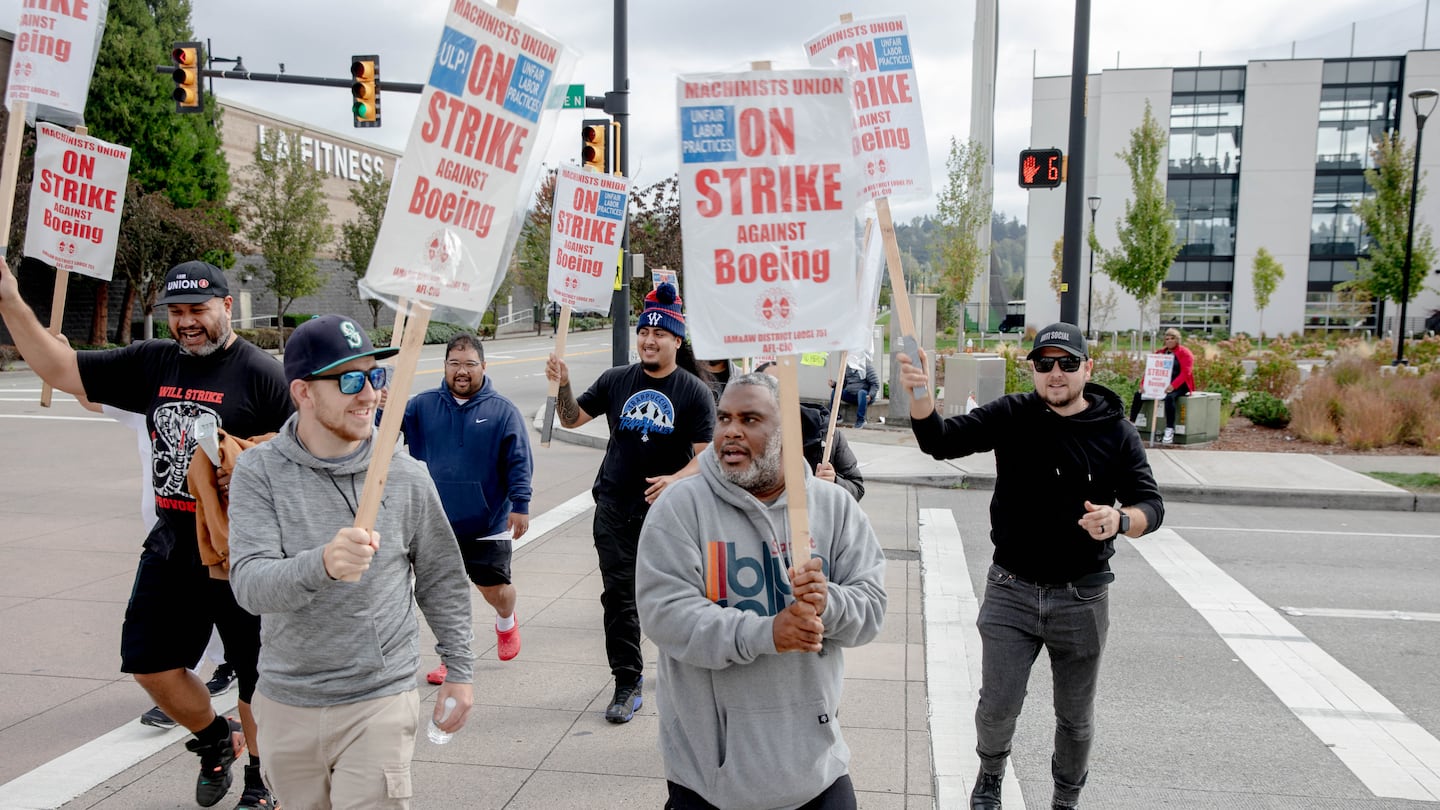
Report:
547,354,594,428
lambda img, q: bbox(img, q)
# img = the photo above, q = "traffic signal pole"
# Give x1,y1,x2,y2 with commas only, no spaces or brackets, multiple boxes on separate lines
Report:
1059,0,1091,326
607,0,631,368
153,65,423,95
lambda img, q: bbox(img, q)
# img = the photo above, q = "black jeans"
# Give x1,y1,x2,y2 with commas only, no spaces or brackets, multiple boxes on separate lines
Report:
665,775,856,809
1129,384,1190,431
975,564,1110,807
593,500,645,686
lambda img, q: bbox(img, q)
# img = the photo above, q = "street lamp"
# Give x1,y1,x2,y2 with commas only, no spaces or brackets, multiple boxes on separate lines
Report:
1086,195,1101,337
1396,88,1439,366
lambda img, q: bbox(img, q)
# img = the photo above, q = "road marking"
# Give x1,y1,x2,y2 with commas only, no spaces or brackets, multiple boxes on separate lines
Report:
0,694,239,809
1132,529,1440,802
1164,524,1440,540
918,508,1025,810
1279,607,1440,623
0,493,598,809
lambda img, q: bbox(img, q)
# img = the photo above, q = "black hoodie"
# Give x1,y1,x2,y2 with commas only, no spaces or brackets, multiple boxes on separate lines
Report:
912,383,1163,584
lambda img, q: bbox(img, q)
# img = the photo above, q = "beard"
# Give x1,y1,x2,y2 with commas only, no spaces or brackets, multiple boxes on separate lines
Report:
720,429,784,494
178,323,232,357
641,359,661,373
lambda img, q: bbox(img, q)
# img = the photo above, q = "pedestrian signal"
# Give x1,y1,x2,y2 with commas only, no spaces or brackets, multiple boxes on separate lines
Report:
1018,148,1064,189
351,55,380,128
171,42,203,114
581,119,610,173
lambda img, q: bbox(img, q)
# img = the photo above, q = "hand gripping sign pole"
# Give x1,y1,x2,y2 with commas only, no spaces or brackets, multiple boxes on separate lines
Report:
38,123,87,407
539,303,571,446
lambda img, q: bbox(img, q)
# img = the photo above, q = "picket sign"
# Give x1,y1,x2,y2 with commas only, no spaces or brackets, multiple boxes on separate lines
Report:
821,217,876,462
35,123,89,407
539,303,571,447
0,103,25,251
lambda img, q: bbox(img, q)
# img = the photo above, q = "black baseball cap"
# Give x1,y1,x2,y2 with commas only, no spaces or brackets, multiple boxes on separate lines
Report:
157,261,230,304
1027,322,1088,360
283,314,399,383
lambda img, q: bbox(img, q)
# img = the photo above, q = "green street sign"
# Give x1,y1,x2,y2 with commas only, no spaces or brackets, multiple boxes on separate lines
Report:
563,84,584,109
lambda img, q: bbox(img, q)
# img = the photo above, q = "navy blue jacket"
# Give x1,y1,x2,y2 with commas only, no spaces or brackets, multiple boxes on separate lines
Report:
402,377,533,540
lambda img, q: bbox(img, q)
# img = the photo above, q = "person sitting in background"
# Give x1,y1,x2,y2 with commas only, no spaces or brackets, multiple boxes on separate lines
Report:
832,353,880,429
1128,328,1196,445
755,361,865,501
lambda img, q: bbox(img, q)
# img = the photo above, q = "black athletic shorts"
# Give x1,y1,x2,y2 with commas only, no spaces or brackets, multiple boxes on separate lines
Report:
120,548,261,703
458,534,513,587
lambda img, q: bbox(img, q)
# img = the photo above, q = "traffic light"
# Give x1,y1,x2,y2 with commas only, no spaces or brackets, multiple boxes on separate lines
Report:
351,55,380,128
171,41,203,114
1018,148,1064,189
581,119,610,173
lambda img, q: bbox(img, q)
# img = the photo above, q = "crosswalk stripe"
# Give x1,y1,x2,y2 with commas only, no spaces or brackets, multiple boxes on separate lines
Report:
1130,529,1440,802
918,508,1025,810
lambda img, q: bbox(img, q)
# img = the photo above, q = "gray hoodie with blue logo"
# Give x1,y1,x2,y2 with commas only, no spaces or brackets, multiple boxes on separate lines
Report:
228,414,474,707
636,446,887,809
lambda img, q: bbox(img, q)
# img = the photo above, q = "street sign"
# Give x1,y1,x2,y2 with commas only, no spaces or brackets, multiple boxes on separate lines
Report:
563,84,584,109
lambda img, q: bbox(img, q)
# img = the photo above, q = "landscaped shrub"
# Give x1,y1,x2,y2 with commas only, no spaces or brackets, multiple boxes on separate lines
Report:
1249,354,1300,399
1090,368,1136,407
1193,340,1245,392
0,344,17,371
1289,376,1341,444
1236,391,1290,428
1338,385,1403,449
1000,344,1033,394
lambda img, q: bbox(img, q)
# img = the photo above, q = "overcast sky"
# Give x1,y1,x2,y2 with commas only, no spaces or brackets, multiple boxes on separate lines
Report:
5,0,1434,223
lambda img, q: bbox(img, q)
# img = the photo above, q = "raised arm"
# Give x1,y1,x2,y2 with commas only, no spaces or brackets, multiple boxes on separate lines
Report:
0,257,83,394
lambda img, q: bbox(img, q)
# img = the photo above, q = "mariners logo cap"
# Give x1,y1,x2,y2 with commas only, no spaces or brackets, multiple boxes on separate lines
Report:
284,314,399,382
158,261,230,305
1027,322,1088,360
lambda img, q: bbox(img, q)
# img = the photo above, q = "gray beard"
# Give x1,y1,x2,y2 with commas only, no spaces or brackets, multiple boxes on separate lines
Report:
179,326,232,357
720,430,784,494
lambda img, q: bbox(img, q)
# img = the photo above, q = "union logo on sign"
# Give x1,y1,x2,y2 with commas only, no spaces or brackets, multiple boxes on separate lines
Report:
754,287,793,328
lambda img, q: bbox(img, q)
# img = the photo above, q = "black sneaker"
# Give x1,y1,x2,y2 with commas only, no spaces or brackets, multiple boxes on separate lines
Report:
970,769,1003,809
604,676,643,724
206,663,237,697
235,782,278,809
185,716,245,807
139,706,176,730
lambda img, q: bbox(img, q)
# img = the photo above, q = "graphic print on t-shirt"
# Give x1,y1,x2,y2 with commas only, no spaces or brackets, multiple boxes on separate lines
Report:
618,390,675,442
151,399,221,506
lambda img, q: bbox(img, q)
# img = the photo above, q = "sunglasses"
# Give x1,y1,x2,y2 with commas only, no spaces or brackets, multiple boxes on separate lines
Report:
1031,356,1084,373
307,366,389,394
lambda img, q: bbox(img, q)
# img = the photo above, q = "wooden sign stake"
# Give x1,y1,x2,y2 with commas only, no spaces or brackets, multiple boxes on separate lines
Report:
540,303,572,447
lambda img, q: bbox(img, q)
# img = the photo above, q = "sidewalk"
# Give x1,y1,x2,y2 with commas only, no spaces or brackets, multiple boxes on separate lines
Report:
545,413,1440,513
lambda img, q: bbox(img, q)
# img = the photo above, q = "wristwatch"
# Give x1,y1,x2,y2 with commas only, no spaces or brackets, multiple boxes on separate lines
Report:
1114,510,1131,538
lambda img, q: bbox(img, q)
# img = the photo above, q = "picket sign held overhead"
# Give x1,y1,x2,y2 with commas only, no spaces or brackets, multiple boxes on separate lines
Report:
6,0,105,122
807,12,933,399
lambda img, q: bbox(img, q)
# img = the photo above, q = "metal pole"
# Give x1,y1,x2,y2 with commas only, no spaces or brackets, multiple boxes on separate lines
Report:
1086,203,1098,335
609,0,631,368
1059,0,1091,326
1396,113,1428,365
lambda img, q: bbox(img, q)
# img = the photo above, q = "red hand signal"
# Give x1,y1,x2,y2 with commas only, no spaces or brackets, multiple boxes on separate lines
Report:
1022,155,1040,184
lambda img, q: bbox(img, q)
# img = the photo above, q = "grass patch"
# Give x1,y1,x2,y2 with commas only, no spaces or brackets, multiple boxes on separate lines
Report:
1365,472,1440,492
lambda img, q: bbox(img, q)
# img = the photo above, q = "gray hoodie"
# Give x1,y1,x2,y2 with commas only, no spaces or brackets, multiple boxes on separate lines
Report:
228,414,475,707
637,446,887,810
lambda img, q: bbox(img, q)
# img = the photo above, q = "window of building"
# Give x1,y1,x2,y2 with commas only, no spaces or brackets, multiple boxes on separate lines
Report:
1304,290,1376,332
1161,290,1231,334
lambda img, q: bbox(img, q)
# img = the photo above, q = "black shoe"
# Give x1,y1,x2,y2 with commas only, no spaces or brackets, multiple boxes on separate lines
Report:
185,716,245,807
139,705,176,730
207,663,237,697
605,676,643,724
970,770,1003,809
235,782,278,809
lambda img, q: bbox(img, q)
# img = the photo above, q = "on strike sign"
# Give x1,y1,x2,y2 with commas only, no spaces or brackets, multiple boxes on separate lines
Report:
362,1,573,314
805,15,931,201
548,164,630,313
6,0,104,116
677,69,859,359
1141,353,1175,399
23,122,129,280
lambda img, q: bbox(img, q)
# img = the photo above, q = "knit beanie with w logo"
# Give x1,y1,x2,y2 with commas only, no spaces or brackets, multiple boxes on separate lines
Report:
638,282,685,339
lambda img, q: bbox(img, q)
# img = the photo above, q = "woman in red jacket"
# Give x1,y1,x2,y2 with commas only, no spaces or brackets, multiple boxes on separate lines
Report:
1128,328,1196,444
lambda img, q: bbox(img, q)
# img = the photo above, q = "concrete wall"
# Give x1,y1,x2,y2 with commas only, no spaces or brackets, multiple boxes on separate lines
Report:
1231,59,1324,336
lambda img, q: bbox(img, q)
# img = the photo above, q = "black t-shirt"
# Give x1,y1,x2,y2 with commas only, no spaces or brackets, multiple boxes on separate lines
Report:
578,364,715,515
77,338,293,559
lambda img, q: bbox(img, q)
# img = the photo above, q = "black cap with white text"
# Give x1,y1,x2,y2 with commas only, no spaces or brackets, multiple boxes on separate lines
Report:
157,261,230,305
1027,322,1088,360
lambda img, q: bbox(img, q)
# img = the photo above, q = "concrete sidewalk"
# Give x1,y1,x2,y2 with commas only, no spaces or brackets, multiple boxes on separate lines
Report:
543,413,1440,513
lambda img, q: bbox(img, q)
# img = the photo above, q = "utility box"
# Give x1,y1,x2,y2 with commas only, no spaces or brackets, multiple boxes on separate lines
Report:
1132,391,1221,444
941,353,1006,417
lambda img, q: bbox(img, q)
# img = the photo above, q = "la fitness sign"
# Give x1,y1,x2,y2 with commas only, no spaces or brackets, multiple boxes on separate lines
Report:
255,124,391,184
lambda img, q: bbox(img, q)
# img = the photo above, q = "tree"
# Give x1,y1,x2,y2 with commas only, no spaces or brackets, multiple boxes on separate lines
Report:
1355,132,1436,318
233,130,333,344
1251,247,1285,344
935,138,991,327
337,172,392,327
512,168,557,312
1093,101,1179,334
1050,238,1064,305
628,175,683,313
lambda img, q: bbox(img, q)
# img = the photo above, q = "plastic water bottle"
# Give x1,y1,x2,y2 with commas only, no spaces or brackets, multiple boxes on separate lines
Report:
426,697,457,745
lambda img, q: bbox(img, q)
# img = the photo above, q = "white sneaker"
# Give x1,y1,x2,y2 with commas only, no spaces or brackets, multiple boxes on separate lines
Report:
1161,427,1174,445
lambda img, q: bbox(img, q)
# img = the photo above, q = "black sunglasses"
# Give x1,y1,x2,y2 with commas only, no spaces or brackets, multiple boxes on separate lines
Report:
1031,356,1084,373
307,366,389,394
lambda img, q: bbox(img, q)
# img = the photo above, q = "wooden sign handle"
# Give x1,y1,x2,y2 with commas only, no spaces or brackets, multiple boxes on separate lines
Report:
774,355,811,566
0,100,26,249
822,350,847,465
539,303,572,447
389,296,408,347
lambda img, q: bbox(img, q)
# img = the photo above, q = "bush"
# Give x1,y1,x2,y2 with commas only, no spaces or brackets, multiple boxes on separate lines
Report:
282,312,314,328
1090,368,1137,409
1250,354,1300,399
154,322,171,340
1193,339,1245,392
1000,344,1033,394
1289,376,1341,444
1236,391,1290,428
0,344,17,371
1338,386,1402,449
